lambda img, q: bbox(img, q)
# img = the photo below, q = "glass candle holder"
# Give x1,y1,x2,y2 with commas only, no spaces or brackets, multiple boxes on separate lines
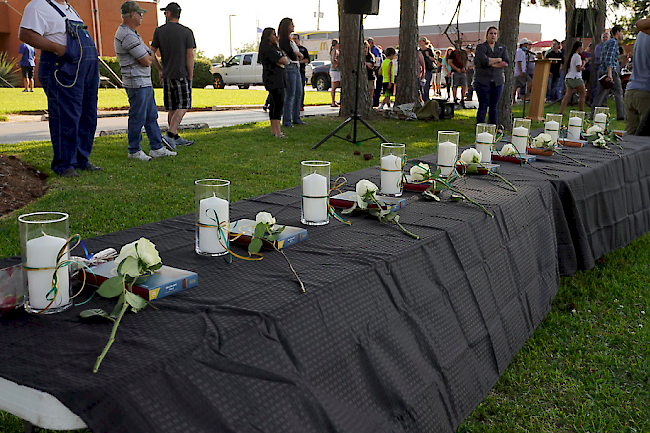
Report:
545,113,563,143
301,160,330,226
594,107,610,130
475,123,496,163
512,118,531,154
380,143,406,197
19,212,71,314
195,179,230,256
437,131,459,177
568,110,586,140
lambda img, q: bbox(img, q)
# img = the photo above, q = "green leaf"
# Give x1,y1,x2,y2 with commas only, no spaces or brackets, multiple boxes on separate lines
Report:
467,164,479,174
110,295,125,318
148,262,163,272
266,233,279,242
272,225,286,235
369,209,380,218
341,202,358,214
254,223,267,239
118,256,140,278
422,189,440,201
97,276,125,298
450,194,465,202
248,237,264,254
79,309,114,322
125,290,146,312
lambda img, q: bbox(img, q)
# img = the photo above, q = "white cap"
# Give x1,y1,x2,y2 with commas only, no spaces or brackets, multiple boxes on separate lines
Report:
519,38,531,45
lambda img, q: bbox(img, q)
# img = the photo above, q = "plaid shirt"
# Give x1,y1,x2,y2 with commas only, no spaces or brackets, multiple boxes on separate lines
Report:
598,38,620,74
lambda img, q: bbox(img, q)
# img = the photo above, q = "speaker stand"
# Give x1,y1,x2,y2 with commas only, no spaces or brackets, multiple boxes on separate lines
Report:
312,14,387,149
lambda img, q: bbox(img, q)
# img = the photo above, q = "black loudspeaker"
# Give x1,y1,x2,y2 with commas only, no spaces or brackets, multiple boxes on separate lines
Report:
342,0,380,15
570,8,597,38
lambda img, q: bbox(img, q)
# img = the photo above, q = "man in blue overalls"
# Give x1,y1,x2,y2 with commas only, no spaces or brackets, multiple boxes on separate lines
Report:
19,0,101,177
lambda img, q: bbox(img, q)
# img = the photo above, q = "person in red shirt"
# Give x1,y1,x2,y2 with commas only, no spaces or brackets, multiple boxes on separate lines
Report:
448,41,468,107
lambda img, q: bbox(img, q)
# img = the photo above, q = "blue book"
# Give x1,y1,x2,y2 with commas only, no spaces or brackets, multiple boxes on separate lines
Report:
229,219,308,250
85,261,198,301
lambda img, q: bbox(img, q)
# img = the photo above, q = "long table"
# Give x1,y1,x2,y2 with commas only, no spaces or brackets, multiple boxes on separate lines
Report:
1,135,649,433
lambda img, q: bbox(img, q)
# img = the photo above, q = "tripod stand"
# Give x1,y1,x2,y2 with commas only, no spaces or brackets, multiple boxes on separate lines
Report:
311,14,387,149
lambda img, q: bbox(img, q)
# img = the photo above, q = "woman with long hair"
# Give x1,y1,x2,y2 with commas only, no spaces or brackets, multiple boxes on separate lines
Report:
259,27,289,137
560,41,587,114
473,26,509,125
277,17,305,127
329,39,340,106
364,41,376,104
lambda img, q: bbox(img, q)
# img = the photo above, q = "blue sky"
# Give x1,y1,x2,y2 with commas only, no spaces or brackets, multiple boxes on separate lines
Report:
156,0,572,58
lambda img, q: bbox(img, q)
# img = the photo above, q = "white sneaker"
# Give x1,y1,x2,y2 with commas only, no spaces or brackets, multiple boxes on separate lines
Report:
128,150,151,161
150,147,177,158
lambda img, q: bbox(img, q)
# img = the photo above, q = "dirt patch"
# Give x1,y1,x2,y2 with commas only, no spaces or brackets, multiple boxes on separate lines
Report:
0,155,48,217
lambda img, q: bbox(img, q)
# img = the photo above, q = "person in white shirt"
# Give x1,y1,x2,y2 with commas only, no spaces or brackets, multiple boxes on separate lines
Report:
19,0,101,177
513,38,532,103
560,41,586,114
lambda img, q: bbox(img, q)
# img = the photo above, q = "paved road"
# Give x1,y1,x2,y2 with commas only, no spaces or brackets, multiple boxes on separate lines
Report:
0,106,340,145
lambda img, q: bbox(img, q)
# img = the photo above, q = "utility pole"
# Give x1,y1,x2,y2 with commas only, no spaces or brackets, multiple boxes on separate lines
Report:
229,14,236,57
314,0,323,31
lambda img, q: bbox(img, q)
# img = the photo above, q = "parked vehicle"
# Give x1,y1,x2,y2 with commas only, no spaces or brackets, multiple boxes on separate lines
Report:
310,62,331,91
305,60,330,82
211,52,262,89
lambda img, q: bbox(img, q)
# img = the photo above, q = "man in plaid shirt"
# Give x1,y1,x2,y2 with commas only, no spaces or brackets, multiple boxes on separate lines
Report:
591,24,625,120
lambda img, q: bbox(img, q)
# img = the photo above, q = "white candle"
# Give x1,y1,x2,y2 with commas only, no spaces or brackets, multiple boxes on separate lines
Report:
437,141,457,176
594,113,607,129
302,172,328,223
512,126,528,155
545,120,559,143
199,195,229,254
381,154,403,195
26,234,69,310
568,116,582,140
476,132,493,163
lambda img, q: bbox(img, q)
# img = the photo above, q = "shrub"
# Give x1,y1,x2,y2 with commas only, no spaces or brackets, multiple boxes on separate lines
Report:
99,56,212,89
0,53,21,88
192,58,213,89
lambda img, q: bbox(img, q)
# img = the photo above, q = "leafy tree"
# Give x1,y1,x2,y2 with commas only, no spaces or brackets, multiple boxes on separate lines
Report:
210,54,225,64
235,42,259,54
496,0,523,132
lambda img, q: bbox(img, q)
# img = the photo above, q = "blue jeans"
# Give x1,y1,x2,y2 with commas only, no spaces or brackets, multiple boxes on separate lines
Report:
547,74,562,100
126,86,163,153
422,70,433,101
39,51,99,174
282,64,303,126
300,71,306,109
475,81,503,125
373,74,383,106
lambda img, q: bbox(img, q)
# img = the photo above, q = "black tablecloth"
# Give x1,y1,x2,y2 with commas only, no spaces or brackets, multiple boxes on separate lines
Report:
1,135,649,433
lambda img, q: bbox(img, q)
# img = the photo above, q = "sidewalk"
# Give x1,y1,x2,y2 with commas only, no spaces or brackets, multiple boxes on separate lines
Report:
0,105,340,145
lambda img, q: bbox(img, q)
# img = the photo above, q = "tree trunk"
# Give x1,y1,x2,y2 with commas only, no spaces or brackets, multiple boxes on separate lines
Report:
395,0,419,106
587,0,606,102
565,0,577,63
337,3,372,118
496,0,522,132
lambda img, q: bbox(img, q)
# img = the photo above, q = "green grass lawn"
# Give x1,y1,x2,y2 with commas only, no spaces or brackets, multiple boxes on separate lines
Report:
1,103,644,433
0,87,334,114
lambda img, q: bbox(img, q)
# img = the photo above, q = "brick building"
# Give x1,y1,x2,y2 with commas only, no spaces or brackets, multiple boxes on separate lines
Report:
1,0,158,83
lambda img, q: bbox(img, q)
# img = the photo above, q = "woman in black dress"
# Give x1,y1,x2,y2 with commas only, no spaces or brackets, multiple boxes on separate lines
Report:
258,27,289,137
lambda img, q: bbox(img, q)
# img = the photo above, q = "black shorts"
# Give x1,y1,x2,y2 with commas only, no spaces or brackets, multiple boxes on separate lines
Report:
163,78,192,111
21,66,34,79
382,82,394,96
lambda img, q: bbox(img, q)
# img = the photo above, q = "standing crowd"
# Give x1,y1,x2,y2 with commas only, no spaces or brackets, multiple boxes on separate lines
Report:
15,1,650,178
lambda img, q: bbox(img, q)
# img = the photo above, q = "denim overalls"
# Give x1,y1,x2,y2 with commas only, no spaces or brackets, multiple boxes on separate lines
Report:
38,0,99,174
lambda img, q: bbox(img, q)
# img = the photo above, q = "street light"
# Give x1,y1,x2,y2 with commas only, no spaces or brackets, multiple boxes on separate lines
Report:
229,14,236,58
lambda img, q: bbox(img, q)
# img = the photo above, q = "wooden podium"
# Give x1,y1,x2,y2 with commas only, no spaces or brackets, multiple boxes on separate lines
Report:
527,59,552,121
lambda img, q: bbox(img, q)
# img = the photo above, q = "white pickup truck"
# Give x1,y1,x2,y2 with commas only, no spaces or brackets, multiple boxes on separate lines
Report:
211,52,263,89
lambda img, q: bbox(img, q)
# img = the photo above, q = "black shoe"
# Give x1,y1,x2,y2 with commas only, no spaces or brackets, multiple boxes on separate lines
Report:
460,100,466,109
263,105,268,112
60,168,79,177
80,163,102,171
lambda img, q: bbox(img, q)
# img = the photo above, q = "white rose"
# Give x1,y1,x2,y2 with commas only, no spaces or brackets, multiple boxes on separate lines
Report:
255,211,276,226
586,125,603,135
409,163,430,181
135,238,161,267
355,179,378,209
460,148,481,164
532,133,552,148
499,143,517,157
115,240,138,266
